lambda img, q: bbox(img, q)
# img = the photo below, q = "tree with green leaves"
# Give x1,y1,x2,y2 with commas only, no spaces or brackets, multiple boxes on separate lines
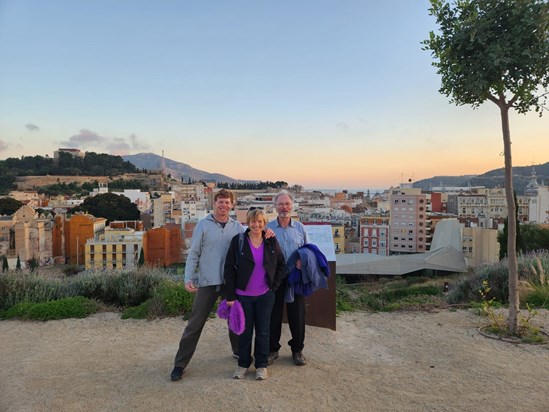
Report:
27,256,39,273
0,197,24,215
138,248,145,267
73,192,140,223
423,0,549,334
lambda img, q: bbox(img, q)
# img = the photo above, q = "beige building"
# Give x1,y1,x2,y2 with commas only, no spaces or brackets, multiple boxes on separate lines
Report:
454,188,508,226
462,226,499,267
84,227,145,270
152,193,174,227
389,187,430,254
12,205,54,265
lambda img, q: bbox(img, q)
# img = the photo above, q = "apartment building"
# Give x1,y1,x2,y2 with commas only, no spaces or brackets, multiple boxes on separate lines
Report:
64,213,107,265
171,183,206,203
8,191,45,208
448,188,508,227
0,216,14,257
152,193,174,227
462,226,499,266
524,169,549,223
84,227,145,270
13,205,54,265
389,187,429,254
145,223,183,267
359,214,390,256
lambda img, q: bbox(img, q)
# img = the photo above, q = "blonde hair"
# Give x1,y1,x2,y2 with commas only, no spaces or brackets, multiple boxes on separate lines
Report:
246,208,267,226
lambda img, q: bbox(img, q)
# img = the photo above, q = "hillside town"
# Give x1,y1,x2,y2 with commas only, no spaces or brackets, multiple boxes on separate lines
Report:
1,148,548,274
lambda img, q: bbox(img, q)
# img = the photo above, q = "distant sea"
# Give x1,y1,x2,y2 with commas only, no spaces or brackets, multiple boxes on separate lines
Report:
307,188,389,195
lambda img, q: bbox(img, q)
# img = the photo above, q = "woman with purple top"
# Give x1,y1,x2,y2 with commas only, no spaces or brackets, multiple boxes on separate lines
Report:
223,208,286,380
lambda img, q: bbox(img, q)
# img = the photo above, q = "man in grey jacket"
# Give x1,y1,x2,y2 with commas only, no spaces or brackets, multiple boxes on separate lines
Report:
170,189,242,381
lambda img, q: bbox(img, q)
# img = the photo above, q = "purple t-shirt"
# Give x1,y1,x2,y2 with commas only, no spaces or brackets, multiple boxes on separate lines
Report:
236,237,269,296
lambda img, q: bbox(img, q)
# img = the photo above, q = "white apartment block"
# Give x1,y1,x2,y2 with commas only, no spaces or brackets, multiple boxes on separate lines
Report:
152,193,174,227
524,168,549,223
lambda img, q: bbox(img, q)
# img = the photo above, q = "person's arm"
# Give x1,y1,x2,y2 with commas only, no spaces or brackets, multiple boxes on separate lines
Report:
272,239,288,291
183,221,204,293
223,235,239,302
264,227,275,239
296,224,308,269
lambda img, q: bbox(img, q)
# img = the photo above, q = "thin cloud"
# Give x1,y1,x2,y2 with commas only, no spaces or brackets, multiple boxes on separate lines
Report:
60,129,106,148
129,133,150,151
26,123,40,132
336,122,350,129
59,129,150,155
0,139,8,151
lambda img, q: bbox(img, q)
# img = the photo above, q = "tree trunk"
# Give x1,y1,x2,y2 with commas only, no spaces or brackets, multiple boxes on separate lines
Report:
500,105,519,334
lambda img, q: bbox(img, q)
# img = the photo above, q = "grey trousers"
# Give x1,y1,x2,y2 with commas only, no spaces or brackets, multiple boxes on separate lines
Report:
174,285,239,369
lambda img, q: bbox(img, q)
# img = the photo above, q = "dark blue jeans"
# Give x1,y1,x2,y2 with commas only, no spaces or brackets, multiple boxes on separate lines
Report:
237,290,275,369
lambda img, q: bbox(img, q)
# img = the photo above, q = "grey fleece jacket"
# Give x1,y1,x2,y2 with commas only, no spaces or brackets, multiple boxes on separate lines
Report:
184,214,244,287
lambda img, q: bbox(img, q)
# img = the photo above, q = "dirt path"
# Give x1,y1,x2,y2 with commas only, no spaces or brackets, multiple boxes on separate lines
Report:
1,310,548,412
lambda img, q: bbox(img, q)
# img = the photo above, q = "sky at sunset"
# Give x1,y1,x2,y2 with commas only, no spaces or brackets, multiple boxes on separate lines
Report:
1,0,548,190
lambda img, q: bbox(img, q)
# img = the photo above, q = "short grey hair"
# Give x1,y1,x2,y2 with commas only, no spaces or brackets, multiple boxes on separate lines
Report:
274,190,294,205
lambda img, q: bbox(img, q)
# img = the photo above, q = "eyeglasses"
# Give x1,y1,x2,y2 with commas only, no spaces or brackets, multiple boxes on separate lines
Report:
276,202,292,207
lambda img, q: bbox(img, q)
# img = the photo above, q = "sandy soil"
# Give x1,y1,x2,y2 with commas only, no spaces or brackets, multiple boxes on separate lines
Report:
1,309,548,412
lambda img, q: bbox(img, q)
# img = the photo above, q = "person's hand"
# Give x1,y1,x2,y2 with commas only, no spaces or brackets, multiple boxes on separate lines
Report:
226,300,235,307
265,228,275,239
296,259,302,270
185,281,198,293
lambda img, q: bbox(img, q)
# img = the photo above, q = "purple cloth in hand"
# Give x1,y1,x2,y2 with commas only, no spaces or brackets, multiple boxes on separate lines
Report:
217,299,245,336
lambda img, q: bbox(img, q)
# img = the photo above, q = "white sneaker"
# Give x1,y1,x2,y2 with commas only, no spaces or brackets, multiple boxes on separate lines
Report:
255,367,268,380
233,366,248,379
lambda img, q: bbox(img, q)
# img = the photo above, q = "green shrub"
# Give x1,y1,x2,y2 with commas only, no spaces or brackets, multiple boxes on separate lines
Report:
121,301,151,319
524,287,549,309
0,272,69,310
335,276,360,313
122,280,194,319
446,251,549,306
380,294,446,312
0,268,171,311
0,296,97,321
361,284,441,312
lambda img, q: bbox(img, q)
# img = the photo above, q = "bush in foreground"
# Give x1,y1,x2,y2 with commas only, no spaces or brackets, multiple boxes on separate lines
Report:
122,280,195,319
0,296,98,321
446,251,549,307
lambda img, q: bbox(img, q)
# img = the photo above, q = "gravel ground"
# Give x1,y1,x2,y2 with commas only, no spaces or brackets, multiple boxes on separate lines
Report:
1,309,548,412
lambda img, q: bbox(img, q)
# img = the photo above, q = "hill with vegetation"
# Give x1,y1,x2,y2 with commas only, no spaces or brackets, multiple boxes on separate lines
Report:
123,152,250,184
0,152,139,194
413,162,549,194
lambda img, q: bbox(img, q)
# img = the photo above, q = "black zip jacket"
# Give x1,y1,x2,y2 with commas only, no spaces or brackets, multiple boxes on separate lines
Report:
223,229,287,302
